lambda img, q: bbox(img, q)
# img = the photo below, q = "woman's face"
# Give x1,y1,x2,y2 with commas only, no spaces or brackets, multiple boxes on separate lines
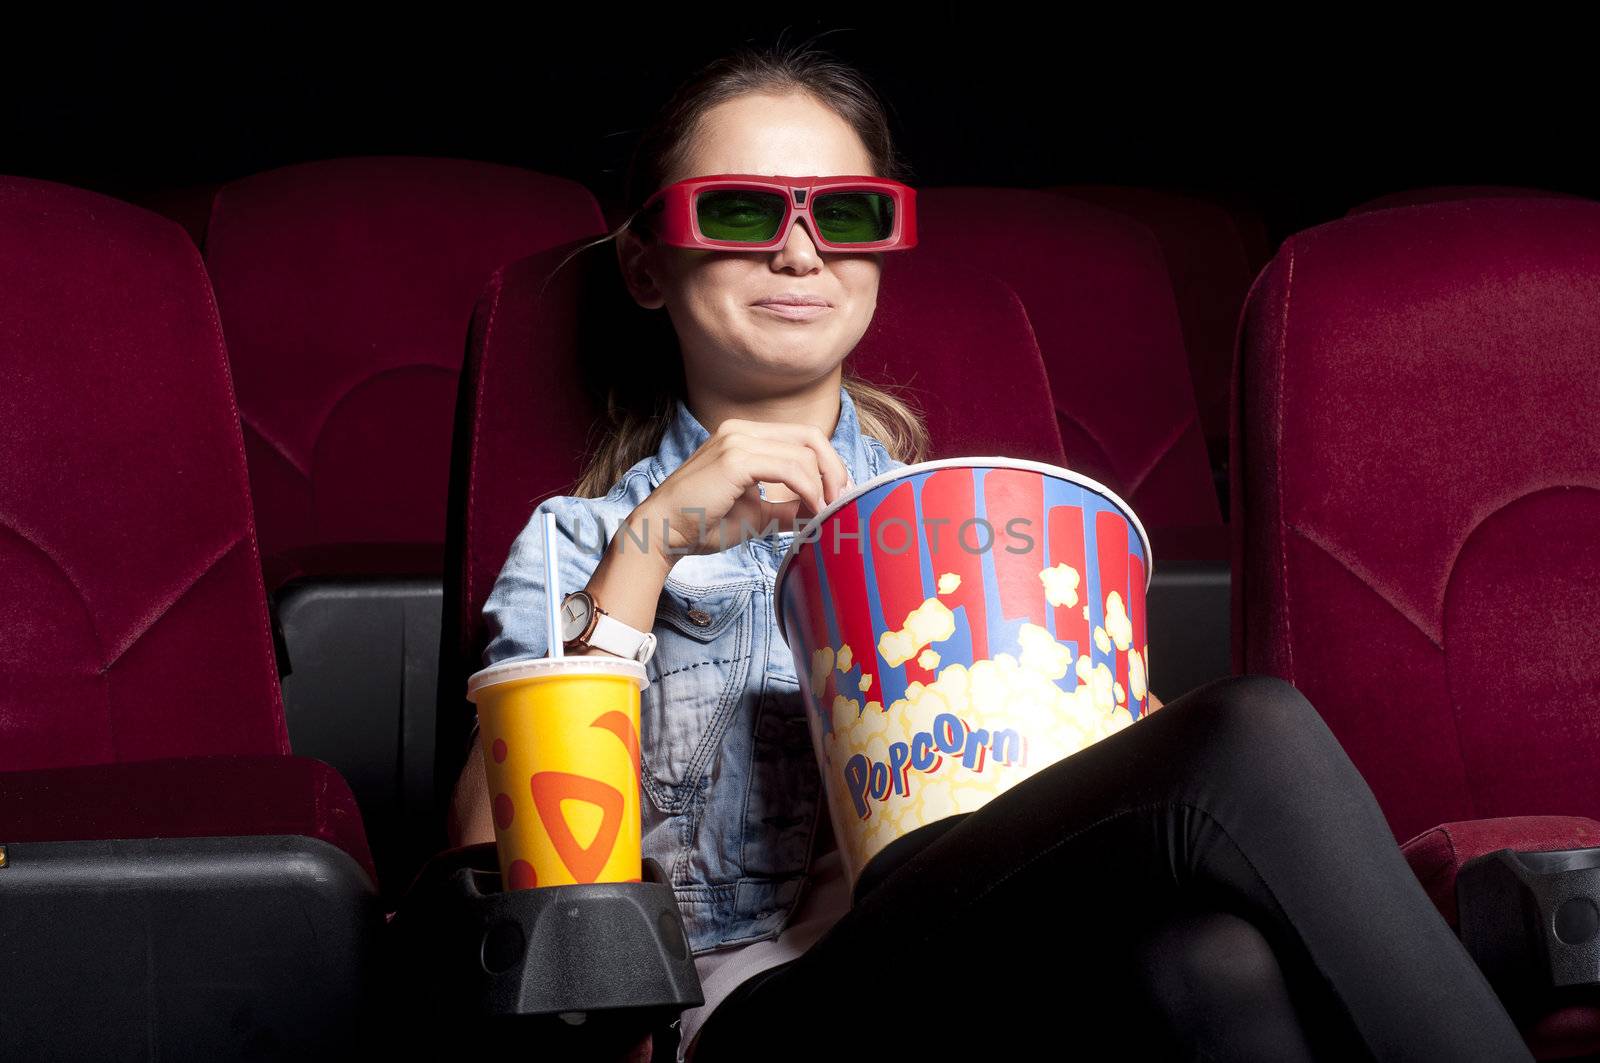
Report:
620,91,882,393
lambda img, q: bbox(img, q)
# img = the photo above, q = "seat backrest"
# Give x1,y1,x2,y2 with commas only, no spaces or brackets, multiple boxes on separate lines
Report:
1050,185,1269,469
435,239,1064,795
1233,197,1600,843
850,254,1066,465
0,176,288,772
204,156,607,582
1347,185,1586,217
917,187,1220,530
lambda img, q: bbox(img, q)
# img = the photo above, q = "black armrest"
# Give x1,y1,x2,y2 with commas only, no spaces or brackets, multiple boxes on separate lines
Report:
382,845,702,1055
0,834,382,1060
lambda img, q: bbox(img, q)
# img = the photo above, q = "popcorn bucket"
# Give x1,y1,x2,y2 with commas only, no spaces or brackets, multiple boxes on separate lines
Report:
774,457,1154,897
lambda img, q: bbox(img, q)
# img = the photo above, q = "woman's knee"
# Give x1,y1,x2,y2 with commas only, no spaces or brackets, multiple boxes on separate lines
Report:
1168,674,1339,769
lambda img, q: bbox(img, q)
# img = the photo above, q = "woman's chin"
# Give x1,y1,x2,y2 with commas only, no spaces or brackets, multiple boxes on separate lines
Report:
742,344,837,376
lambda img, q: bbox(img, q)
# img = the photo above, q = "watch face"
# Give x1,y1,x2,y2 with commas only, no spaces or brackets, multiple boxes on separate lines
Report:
560,593,591,642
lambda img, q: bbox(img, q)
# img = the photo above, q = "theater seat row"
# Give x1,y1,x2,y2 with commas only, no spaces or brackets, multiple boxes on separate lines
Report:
5,167,1599,1057
151,168,1266,520
125,158,1594,893
140,167,1589,551
118,157,1269,897
5,157,1268,900
82,163,1600,804
0,171,1069,1055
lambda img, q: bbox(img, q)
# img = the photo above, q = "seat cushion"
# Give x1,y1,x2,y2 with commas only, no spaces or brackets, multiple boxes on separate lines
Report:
0,754,376,887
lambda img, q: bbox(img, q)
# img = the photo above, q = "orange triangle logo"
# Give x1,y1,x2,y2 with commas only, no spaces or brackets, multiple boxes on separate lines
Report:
530,771,624,883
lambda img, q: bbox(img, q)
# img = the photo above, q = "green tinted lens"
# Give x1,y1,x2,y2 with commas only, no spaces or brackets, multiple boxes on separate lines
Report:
696,189,787,242
813,192,895,244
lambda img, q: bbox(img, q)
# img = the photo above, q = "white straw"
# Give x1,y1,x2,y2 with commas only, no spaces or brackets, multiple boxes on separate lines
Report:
543,510,563,659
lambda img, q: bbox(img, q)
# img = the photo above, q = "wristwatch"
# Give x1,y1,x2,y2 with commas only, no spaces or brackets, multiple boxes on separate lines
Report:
560,589,658,666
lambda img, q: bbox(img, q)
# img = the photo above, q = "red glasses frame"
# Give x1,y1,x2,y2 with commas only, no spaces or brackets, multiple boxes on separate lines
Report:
635,173,918,252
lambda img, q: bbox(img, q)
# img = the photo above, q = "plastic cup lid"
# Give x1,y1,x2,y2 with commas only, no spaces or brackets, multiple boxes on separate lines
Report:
466,655,648,702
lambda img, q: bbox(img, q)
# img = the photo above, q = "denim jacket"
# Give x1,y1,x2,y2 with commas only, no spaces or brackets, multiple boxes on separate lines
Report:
481,385,907,955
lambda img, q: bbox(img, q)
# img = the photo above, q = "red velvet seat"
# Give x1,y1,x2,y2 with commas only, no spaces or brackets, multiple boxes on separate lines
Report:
916,187,1222,540
202,157,610,892
1233,196,1600,1056
204,155,608,587
915,188,1233,695
0,175,381,1057
1049,185,1272,472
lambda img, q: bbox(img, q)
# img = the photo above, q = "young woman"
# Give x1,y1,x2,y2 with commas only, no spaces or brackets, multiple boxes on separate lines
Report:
450,44,1535,1063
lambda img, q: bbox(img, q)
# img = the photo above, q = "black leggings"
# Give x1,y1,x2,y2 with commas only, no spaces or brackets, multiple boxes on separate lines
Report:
689,675,1534,1062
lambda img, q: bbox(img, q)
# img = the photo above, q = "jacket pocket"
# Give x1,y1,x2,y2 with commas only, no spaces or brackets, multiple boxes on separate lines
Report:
641,574,756,814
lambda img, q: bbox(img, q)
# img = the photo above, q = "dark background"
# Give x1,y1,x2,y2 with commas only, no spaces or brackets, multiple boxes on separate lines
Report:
2,6,1589,250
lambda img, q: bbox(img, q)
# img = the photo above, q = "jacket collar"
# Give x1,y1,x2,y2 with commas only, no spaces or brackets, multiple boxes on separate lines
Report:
648,384,875,490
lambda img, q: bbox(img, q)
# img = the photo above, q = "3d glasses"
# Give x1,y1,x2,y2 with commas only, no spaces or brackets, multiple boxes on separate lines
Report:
634,173,917,252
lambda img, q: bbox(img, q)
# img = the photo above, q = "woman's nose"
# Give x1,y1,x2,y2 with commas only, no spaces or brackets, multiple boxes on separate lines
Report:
772,216,822,266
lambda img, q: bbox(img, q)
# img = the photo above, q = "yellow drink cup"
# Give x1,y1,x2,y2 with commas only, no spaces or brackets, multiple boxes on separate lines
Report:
466,656,649,890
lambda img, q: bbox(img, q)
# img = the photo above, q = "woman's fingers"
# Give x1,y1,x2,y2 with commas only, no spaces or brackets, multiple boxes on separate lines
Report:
719,438,826,516
797,423,852,506
646,414,859,556
718,419,851,506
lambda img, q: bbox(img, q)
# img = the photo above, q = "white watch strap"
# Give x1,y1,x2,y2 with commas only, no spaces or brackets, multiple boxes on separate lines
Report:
588,610,657,664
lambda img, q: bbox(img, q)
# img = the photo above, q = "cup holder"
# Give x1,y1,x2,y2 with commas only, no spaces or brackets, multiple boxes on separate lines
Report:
381,844,703,1052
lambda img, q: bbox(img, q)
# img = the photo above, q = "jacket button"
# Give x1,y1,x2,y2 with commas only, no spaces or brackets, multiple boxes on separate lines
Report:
687,608,712,627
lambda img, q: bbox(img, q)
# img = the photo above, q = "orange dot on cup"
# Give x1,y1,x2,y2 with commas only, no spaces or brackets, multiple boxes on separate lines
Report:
508,859,537,889
493,793,515,830
492,738,508,763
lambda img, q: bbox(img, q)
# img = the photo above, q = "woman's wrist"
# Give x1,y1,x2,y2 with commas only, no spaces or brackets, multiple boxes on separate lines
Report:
621,499,686,576
569,507,675,641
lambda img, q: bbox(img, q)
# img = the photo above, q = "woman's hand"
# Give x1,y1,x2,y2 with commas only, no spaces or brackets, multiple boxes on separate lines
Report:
634,418,852,561
1148,691,1165,712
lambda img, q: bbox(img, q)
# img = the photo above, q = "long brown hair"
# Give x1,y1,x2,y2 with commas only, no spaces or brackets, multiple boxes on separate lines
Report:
561,39,930,499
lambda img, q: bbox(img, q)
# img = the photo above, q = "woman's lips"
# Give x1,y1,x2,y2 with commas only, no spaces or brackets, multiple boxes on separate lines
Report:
753,302,831,321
